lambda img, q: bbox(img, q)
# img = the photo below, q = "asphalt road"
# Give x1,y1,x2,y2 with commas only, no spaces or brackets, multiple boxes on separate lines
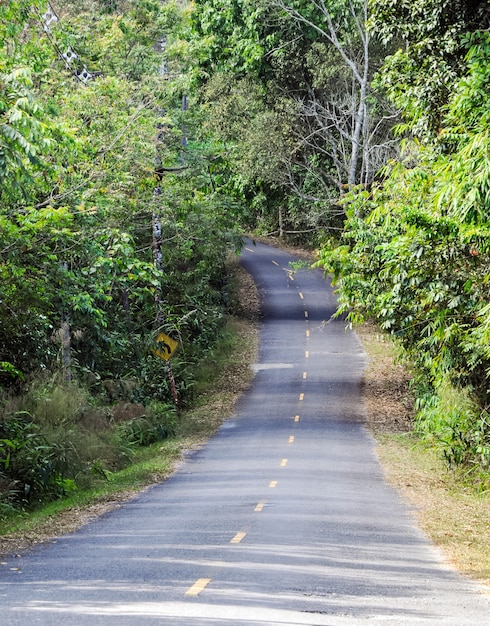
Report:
1,239,489,625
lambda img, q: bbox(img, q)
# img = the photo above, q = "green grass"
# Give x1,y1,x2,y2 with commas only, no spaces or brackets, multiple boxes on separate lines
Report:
0,438,182,536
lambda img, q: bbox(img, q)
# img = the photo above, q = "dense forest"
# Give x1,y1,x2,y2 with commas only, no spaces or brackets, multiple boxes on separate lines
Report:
1,0,490,512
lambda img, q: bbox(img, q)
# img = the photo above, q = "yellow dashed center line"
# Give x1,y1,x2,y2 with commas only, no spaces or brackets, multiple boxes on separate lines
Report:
299,393,304,401
303,371,307,379
254,502,265,512
230,532,247,544
306,330,310,337
186,578,211,596
289,435,295,443
299,292,304,299
294,415,300,423
305,351,309,358
280,458,288,467
269,480,278,488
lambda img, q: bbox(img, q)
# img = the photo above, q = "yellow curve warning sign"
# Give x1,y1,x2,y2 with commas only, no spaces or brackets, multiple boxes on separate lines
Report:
152,332,179,361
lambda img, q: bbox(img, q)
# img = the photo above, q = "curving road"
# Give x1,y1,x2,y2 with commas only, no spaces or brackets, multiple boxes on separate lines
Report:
0,239,489,624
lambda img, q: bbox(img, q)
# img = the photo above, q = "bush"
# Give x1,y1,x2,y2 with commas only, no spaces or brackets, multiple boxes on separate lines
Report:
415,380,490,471
0,411,76,505
0,381,177,512
117,402,177,447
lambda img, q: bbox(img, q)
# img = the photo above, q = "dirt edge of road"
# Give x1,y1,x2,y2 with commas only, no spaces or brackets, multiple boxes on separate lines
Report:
358,323,490,588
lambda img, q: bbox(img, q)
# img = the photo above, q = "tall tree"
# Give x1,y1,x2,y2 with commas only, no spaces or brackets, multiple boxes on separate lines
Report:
317,11,490,467
273,0,372,187
189,0,398,240
0,0,243,401
369,0,490,138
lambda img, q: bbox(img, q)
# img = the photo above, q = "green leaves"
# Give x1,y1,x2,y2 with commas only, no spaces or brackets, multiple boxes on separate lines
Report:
369,0,490,138
0,362,24,381
190,0,270,78
317,30,490,467
0,66,51,194
0,0,242,402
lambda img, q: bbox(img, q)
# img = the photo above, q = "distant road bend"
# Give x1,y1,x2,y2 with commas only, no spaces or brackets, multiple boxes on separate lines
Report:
0,239,489,625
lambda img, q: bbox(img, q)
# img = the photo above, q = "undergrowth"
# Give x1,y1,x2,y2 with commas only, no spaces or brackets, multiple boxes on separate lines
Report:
0,379,177,514
414,379,490,489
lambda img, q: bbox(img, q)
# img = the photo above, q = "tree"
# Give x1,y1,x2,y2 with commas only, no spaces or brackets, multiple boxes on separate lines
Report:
188,0,399,241
368,0,490,139
273,0,373,187
189,0,274,80
0,0,244,402
317,30,490,468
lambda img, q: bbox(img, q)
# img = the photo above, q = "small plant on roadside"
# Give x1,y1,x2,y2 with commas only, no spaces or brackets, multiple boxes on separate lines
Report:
414,379,490,476
118,402,177,448
0,379,180,514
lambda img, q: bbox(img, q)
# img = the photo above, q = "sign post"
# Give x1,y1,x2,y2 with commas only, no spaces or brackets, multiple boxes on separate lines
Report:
151,332,179,406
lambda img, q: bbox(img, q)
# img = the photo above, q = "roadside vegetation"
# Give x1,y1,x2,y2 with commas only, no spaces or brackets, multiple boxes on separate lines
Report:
185,0,490,484
2,0,490,584
0,0,246,519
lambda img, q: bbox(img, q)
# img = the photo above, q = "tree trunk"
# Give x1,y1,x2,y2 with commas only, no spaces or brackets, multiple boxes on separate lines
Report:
348,30,369,187
61,319,72,382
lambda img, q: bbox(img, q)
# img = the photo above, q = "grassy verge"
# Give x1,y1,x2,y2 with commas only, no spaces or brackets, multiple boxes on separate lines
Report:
357,323,490,587
0,438,184,557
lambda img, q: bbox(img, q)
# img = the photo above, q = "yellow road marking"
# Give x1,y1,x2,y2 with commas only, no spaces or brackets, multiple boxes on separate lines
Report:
299,292,304,299
269,480,278,488
305,351,309,358
294,415,300,422
289,435,295,443
303,371,307,379
299,393,304,401
272,260,279,266
280,458,288,467
304,311,309,318
230,532,247,544
306,330,310,337
185,578,211,596
254,502,265,512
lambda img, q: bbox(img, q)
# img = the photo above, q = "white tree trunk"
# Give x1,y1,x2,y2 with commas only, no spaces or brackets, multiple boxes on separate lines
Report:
272,0,384,190
61,319,72,382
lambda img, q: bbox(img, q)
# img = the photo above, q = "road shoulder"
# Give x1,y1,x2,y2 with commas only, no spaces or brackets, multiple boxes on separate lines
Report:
358,323,490,589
